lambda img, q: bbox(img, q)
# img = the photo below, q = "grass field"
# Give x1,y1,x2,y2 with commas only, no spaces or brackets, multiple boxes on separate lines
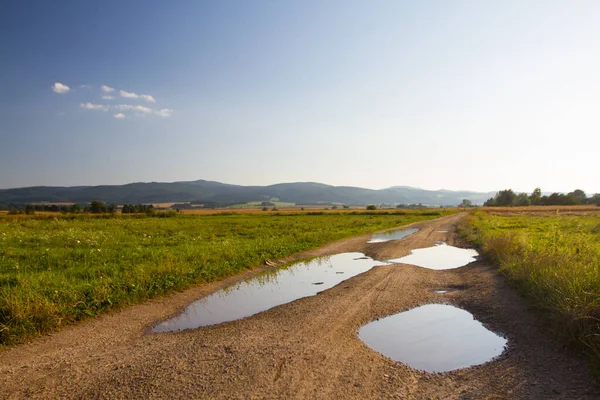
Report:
227,201,296,209
0,210,450,345
460,210,600,375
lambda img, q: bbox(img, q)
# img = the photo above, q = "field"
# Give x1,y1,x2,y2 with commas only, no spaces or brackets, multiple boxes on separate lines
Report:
460,209,600,373
0,210,449,345
226,200,296,209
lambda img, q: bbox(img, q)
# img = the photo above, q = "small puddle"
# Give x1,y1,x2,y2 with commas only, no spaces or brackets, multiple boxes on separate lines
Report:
152,253,388,332
358,304,507,373
432,289,450,294
367,228,418,244
388,243,478,270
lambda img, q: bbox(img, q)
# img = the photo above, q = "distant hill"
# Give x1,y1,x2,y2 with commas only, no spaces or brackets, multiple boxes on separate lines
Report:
0,180,496,208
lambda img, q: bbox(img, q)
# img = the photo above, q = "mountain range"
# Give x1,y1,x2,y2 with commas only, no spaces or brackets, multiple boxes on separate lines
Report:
0,180,496,208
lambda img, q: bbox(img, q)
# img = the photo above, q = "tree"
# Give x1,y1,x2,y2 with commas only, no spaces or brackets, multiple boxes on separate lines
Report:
567,189,586,205
90,200,106,214
495,189,517,206
459,199,472,208
366,205,377,210
484,197,496,206
516,193,531,206
71,204,81,213
529,188,541,205
24,204,35,215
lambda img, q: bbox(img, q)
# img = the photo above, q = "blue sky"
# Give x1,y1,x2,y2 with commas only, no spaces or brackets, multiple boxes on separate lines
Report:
1,1,599,194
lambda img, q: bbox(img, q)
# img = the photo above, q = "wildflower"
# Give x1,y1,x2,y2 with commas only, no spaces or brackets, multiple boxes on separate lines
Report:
77,240,80,244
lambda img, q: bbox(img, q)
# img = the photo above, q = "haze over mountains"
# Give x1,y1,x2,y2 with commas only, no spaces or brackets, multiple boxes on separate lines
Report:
0,180,495,208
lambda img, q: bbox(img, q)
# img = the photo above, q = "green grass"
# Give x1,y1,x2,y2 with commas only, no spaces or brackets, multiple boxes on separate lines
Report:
459,210,600,376
0,211,449,345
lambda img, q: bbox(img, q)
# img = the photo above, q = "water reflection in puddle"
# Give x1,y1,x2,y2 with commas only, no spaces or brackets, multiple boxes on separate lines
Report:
153,253,388,332
359,304,507,373
388,243,478,270
367,228,418,244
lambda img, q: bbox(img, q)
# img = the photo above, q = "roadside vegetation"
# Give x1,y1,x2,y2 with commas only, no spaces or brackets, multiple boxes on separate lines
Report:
0,210,451,345
460,210,600,376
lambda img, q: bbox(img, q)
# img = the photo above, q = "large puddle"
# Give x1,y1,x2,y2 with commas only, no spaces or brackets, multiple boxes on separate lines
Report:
367,228,418,244
388,243,478,270
359,304,507,373
153,253,388,332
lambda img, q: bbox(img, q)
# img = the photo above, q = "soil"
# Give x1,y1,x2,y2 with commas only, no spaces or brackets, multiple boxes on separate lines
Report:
1,213,599,399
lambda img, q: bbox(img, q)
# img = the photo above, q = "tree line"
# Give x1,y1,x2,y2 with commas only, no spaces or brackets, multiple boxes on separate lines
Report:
10,201,158,215
484,188,600,207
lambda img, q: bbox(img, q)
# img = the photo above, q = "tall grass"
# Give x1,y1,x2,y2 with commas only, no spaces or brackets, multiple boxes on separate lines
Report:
0,211,448,345
460,210,600,376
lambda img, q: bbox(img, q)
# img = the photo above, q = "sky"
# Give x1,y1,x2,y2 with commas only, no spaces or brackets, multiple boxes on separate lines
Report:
1,1,599,194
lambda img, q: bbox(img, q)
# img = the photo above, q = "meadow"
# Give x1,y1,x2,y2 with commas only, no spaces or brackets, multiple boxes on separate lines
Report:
0,210,448,345
460,210,600,374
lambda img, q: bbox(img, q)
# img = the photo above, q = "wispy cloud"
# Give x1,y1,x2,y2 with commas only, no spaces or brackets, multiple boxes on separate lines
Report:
80,103,172,117
116,104,152,113
80,102,109,111
155,108,174,117
113,113,126,119
101,85,115,93
79,84,91,89
52,82,70,94
102,95,115,100
119,90,156,103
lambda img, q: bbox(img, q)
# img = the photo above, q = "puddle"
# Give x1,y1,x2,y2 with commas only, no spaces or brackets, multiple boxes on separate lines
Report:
432,289,450,294
388,243,478,270
367,228,418,244
358,304,507,373
152,253,388,332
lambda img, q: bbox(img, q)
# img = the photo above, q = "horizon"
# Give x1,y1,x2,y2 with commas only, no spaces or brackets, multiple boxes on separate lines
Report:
2,1,600,193
1,177,596,197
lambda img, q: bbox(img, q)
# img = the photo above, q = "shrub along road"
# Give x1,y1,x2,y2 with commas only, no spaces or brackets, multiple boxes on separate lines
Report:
1,213,598,399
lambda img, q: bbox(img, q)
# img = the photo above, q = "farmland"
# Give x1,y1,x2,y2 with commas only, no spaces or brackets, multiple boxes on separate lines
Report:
0,210,449,345
460,209,600,373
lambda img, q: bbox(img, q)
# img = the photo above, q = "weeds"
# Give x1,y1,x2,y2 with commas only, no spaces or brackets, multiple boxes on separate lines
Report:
459,210,600,377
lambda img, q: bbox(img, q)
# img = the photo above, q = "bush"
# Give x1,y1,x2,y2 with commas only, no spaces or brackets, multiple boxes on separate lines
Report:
366,205,377,210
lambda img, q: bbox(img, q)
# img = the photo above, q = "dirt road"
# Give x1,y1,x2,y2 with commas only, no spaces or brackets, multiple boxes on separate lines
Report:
1,213,598,399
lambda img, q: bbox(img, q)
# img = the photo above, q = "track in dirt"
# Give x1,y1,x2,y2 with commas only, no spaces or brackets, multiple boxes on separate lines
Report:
1,213,599,399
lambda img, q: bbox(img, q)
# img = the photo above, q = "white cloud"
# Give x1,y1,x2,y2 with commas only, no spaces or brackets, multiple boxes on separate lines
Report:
79,84,91,89
101,85,115,93
116,104,152,113
119,90,137,99
140,94,156,103
80,102,109,111
80,102,173,118
119,89,156,103
155,108,173,117
102,95,115,100
52,82,70,94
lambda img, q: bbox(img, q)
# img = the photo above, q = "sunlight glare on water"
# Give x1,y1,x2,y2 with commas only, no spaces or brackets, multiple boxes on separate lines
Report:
359,304,507,372
388,243,478,270
153,253,388,332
